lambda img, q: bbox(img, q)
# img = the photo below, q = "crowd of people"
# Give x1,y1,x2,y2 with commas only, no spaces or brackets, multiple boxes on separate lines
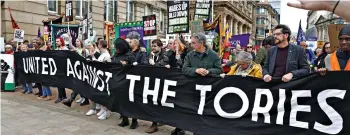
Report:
1,1,350,134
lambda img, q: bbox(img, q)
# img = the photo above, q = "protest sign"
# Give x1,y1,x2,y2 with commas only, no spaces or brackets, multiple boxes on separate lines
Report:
15,51,350,135
65,0,73,22
143,14,157,38
328,24,344,52
167,1,190,34
191,20,204,34
13,29,24,42
194,0,212,21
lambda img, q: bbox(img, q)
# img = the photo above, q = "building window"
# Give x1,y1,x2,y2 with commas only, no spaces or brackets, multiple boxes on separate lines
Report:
160,9,164,32
48,0,58,13
256,18,265,25
256,7,266,14
257,28,265,36
126,0,134,22
105,0,115,22
76,0,88,18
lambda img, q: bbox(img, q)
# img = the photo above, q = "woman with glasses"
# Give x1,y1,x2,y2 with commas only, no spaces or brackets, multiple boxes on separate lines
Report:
223,51,262,78
245,44,256,61
313,43,332,72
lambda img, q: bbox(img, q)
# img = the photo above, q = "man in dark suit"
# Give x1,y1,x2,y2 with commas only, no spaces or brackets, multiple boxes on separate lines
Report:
263,24,309,82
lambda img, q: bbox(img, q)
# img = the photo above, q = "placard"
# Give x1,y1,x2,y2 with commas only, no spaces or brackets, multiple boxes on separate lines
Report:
13,29,24,42
143,14,157,37
328,24,344,52
194,0,212,21
167,1,190,34
65,0,73,22
191,20,204,34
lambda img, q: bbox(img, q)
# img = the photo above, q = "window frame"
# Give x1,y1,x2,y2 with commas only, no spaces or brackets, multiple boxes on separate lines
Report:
126,0,134,22
75,0,85,19
47,0,58,14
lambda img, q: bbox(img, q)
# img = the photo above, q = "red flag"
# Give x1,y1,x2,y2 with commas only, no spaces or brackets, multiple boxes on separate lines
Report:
8,7,20,29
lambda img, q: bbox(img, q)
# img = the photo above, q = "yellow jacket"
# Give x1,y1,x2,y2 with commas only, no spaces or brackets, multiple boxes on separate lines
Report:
227,63,263,78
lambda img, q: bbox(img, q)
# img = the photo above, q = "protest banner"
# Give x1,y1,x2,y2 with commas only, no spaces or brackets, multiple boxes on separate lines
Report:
51,24,79,49
115,21,149,52
15,51,350,135
1,54,15,91
105,22,115,48
194,0,212,21
167,1,190,34
13,29,24,43
328,24,344,52
229,34,250,47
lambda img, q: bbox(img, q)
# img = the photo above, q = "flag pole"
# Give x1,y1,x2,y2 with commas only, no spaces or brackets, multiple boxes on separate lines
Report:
211,0,214,22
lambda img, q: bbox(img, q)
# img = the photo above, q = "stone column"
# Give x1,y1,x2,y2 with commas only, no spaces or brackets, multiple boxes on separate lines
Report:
230,19,233,34
239,22,243,34
233,21,238,35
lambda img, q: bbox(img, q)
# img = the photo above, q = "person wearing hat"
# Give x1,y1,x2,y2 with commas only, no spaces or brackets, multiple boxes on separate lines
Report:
4,45,14,54
319,24,350,74
255,36,274,66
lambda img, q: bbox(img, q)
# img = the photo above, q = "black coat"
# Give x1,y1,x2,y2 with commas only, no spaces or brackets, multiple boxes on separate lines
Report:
148,50,169,66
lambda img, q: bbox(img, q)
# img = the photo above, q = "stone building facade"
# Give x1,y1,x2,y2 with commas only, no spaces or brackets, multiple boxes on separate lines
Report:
215,0,256,45
255,1,279,45
1,0,256,45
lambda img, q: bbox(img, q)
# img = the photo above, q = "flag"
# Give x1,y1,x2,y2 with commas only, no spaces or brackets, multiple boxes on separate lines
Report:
203,15,222,54
37,27,41,37
8,7,20,29
296,20,306,46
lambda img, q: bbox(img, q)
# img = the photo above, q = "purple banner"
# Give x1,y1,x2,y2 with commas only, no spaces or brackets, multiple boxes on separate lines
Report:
119,26,146,48
229,34,250,48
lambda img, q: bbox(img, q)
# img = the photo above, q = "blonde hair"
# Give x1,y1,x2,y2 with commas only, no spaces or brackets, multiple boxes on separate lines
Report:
131,39,139,46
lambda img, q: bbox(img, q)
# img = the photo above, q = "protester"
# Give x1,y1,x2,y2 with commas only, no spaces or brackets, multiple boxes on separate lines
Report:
182,32,222,77
111,38,137,129
263,24,309,83
313,42,332,71
236,44,243,52
179,32,222,135
166,39,177,67
55,37,68,103
95,40,112,120
19,45,33,94
300,41,316,65
130,39,147,65
33,37,46,97
245,44,256,61
4,45,14,54
315,48,322,57
143,39,171,133
319,25,350,74
255,36,274,66
35,41,53,101
223,51,262,78
147,39,170,68
221,43,233,73
175,38,189,68
85,42,102,116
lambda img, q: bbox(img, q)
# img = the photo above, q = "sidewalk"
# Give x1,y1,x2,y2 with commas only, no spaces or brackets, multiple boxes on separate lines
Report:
1,87,191,135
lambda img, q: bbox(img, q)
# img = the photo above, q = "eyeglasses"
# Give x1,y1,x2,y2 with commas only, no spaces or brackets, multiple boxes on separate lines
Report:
247,46,252,48
273,32,283,36
325,47,331,49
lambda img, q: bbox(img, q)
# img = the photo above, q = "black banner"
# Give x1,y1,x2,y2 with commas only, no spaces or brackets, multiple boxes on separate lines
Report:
143,14,157,37
194,0,212,21
15,51,350,135
65,0,73,22
167,1,190,34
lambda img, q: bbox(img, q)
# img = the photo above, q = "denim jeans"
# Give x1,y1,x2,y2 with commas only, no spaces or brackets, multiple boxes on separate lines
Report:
42,86,52,96
22,83,32,92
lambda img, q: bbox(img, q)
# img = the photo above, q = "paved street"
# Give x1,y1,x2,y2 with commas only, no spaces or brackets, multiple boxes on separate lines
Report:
1,88,190,135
